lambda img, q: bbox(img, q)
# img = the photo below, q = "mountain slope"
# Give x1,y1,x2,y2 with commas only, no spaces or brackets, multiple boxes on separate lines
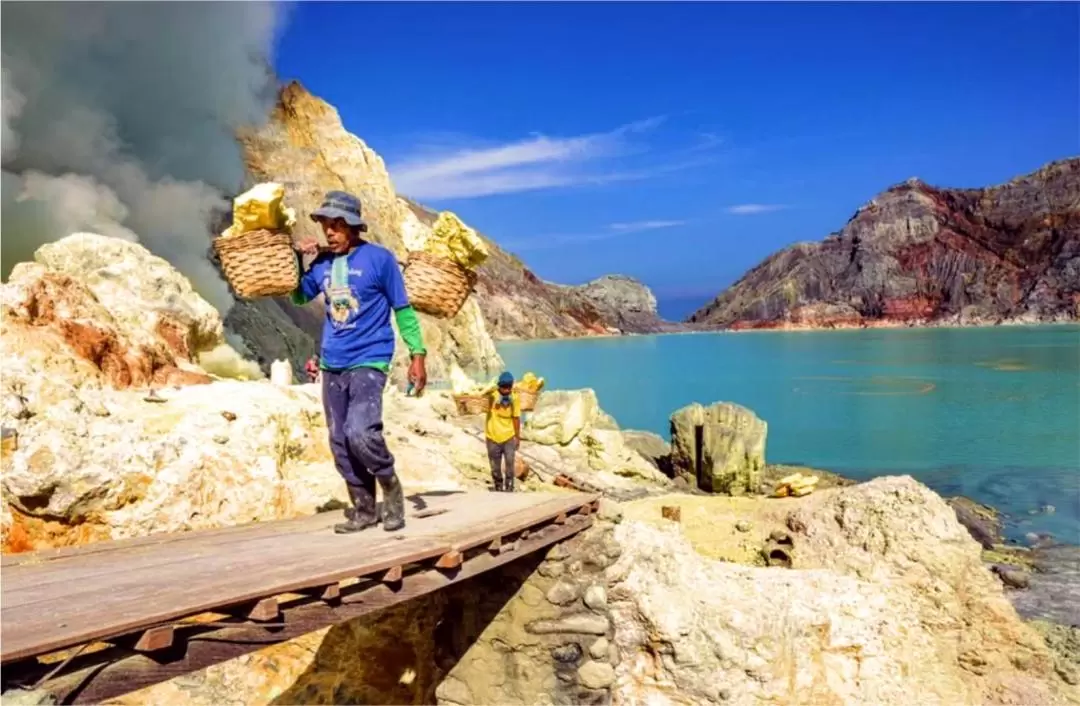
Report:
689,158,1080,329
401,198,677,339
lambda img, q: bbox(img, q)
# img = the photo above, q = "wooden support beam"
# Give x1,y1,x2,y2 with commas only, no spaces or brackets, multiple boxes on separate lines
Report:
243,598,279,622
301,584,340,602
132,626,174,653
21,515,594,705
487,538,501,555
434,550,462,570
554,512,568,525
381,566,403,583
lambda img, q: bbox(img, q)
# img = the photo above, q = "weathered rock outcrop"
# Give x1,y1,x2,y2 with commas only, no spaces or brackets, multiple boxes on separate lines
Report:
609,476,1077,705
669,401,766,494
690,158,1080,329
521,390,672,497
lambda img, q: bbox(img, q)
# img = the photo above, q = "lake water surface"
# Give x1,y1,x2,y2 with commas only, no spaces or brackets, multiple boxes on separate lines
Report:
498,325,1080,543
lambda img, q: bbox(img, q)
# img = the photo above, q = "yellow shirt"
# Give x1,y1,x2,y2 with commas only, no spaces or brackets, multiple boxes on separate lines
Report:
485,390,521,444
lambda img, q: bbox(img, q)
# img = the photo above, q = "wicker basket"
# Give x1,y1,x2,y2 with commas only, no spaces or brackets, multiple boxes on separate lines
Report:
515,385,543,412
453,393,492,416
403,251,477,319
214,229,299,299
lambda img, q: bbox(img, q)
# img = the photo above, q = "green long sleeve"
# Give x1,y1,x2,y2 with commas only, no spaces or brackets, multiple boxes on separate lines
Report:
290,252,317,305
394,305,426,357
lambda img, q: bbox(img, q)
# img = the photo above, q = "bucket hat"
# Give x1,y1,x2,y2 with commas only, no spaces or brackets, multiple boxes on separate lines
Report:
310,191,367,228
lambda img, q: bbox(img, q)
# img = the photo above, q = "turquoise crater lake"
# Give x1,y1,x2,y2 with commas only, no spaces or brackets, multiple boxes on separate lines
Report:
498,325,1080,543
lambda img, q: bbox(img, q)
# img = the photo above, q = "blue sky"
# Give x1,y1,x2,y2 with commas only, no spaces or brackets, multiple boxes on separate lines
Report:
274,2,1078,319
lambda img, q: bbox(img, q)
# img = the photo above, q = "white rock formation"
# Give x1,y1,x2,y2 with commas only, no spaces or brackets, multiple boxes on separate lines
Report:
606,477,1073,705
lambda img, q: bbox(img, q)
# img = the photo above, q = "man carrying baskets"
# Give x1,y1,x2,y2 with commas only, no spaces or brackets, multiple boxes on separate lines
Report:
292,191,428,535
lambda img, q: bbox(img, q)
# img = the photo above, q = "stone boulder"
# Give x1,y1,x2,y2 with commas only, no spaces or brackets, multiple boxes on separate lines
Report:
948,495,1004,550
621,430,672,476
607,476,1074,705
520,391,671,493
669,401,766,494
523,390,601,446
34,233,224,356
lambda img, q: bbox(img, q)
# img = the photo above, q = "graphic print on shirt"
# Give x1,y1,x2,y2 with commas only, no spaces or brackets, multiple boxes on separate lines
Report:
326,255,362,330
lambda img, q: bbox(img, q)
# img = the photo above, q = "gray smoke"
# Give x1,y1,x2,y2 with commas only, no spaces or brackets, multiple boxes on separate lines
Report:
1,2,282,312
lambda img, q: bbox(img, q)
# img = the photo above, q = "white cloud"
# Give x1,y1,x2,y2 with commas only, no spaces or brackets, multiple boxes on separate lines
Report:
504,218,686,251
607,220,686,233
726,203,787,215
387,116,704,200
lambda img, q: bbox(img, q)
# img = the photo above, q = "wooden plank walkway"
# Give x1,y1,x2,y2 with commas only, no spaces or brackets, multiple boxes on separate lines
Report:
0,489,598,703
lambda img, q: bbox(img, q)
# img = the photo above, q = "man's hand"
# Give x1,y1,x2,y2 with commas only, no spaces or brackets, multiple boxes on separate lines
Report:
295,237,321,257
408,354,427,396
515,436,521,449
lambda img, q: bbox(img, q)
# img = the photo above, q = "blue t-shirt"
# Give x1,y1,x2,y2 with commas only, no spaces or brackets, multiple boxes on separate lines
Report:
294,243,410,370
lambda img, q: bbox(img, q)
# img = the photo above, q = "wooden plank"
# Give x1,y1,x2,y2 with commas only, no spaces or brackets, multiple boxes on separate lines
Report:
381,566,403,583
0,491,595,664
442,494,596,553
22,515,594,705
0,490,471,569
1,491,546,603
0,535,449,663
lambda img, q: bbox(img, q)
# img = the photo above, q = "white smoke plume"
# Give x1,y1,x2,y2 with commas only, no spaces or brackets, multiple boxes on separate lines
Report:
1,2,283,312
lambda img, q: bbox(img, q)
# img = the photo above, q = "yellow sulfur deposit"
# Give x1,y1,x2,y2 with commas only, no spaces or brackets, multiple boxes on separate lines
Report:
774,472,819,498
423,211,489,270
516,372,545,393
222,182,297,238
449,363,494,396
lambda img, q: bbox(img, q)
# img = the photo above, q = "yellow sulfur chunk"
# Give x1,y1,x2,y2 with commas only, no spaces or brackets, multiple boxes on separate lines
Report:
424,211,489,270
516,371,546,393
228,182,297,236
449,363,494,396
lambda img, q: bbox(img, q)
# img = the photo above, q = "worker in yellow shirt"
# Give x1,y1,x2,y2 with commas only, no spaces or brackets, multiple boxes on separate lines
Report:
485,371,521,492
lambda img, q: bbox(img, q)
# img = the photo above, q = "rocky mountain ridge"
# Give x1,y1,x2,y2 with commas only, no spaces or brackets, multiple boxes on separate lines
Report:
401,198,678,340
690,158,1080,329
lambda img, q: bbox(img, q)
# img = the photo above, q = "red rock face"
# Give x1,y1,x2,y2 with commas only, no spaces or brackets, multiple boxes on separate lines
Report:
10,272,211,389
690,158,1080,329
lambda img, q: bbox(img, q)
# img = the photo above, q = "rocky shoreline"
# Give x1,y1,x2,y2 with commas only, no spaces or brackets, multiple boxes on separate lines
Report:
696,316,1080,334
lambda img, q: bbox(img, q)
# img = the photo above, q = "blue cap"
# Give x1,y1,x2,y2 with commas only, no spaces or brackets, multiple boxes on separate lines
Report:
498,371,514,386
310,191,367,228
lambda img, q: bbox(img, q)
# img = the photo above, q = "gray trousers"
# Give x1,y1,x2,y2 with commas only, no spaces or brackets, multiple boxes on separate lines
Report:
486,438,516,490
322,367,395,495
